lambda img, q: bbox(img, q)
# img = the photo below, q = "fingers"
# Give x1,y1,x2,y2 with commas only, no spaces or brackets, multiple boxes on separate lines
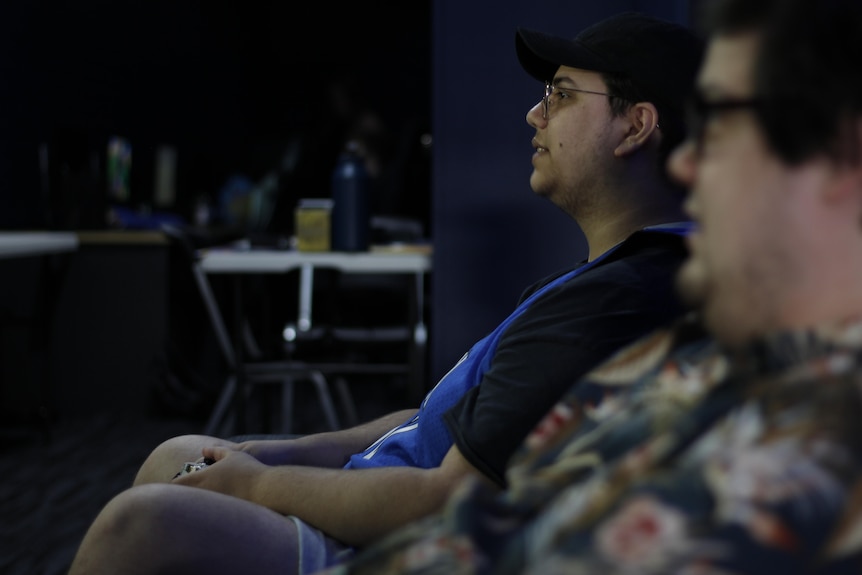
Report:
202,445,228,461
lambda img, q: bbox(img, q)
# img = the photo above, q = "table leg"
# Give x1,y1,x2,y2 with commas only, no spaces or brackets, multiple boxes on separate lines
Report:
232,274,247,434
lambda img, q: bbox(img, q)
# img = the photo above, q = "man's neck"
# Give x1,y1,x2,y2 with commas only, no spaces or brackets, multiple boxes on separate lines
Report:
581,205,688,261
577,160,688,260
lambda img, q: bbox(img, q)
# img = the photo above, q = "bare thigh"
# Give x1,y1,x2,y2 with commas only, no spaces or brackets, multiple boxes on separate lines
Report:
134,434,237,485
69,483,307,575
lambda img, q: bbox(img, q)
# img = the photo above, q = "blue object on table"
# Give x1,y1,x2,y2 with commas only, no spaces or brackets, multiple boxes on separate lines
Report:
109,206,186,230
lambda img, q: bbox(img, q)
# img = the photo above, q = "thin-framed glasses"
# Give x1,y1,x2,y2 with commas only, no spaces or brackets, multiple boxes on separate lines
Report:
543,81,611,119
686,93,769,155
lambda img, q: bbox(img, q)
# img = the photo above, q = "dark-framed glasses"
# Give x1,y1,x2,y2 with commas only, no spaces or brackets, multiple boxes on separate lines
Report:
686,93,770,155
543,81,611,119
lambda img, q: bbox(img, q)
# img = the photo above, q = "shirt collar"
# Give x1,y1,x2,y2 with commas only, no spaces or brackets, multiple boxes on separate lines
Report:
722,316,862,377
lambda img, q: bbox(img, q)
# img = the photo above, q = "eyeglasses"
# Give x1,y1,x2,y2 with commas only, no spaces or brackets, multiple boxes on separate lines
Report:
686,93,769,155
543,81,610,120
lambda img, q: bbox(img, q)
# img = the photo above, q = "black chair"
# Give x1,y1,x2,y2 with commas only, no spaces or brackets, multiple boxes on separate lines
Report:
162,224,429,436
162,224,343,436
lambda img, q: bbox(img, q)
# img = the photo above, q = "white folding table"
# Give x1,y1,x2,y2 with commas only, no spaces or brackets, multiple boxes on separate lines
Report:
196,246,432,435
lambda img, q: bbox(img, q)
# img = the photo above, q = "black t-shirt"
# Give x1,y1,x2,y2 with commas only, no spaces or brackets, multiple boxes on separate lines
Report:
443,229,689,486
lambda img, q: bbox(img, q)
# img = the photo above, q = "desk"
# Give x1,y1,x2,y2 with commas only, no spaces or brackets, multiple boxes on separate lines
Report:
195,246,432,434
1,231,173,425
51,231,169,417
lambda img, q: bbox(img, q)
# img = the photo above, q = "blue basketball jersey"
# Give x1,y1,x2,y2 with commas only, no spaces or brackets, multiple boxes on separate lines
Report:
343,223,693,471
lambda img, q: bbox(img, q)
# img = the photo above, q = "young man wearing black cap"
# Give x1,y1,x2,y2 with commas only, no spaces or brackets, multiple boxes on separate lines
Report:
68,12,702,575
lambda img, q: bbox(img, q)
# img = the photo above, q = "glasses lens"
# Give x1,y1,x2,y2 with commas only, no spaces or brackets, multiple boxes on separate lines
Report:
686,95,768,157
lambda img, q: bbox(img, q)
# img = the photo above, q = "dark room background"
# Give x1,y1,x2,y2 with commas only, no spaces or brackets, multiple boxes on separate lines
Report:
0,0,433,233
0,0,697,396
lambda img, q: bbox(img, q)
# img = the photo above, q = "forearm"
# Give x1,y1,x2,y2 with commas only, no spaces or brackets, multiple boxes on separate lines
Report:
191,442,486,547
240,409,417,468
250,463,459,547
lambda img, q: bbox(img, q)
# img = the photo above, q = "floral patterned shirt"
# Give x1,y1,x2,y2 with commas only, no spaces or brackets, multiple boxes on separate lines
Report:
321,314,862,574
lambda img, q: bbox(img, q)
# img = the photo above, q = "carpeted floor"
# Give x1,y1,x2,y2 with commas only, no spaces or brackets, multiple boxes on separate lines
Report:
0,413,201,575
0,376,408,575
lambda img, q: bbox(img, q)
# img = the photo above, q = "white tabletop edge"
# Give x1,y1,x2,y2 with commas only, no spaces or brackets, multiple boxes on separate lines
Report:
0,232,80,259
198,249,432,274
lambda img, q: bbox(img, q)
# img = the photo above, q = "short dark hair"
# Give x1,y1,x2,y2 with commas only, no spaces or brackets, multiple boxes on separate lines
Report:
601,72,686,185
700,0,862,165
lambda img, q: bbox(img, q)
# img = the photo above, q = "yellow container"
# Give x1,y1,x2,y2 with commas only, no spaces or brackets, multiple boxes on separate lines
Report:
295,199,333,252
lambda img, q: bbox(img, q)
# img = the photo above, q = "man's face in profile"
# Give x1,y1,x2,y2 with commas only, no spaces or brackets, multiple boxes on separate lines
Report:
670,31,824,347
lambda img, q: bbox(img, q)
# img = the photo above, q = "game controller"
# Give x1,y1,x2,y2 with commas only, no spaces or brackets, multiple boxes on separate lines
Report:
173,457,216,478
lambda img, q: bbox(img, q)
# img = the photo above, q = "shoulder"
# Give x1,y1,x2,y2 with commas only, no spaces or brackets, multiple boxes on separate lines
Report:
582,227,690,291
607,225,690,263
515,224,691,307
554,231,688,298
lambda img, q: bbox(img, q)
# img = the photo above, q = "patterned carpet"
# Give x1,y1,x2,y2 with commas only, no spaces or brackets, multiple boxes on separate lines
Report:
0,413,201,575
0,377,408,575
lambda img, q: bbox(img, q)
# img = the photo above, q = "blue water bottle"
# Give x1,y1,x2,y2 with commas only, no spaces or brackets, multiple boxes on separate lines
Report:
331,140,370,252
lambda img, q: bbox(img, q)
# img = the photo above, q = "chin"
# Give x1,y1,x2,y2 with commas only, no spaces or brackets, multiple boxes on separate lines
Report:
674,259,708,311
703,306,758,349
529,181,548,198
678,266,756,349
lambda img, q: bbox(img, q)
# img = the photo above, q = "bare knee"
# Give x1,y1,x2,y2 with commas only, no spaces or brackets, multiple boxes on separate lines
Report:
70,484,190,574
134,434,236,485
71,484,306,575
91,484,176,538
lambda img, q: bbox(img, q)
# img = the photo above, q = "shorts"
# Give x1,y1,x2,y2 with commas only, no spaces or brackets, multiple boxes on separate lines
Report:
289,515,354,574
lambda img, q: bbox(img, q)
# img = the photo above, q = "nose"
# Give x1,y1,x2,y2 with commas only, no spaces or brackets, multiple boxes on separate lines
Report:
667,139,697,188
526,100,545,129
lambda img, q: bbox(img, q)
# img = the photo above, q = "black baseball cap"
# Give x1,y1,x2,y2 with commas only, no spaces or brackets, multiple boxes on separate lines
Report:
516,12,703,117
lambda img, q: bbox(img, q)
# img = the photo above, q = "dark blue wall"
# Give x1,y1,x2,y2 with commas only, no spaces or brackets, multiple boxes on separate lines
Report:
428,0,692,382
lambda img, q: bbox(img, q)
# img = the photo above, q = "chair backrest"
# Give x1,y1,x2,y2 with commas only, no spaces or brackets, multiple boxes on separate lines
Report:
161,223,237,370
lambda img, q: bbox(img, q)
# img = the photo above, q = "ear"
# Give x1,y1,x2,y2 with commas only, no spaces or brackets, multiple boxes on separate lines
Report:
613,102,660,158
